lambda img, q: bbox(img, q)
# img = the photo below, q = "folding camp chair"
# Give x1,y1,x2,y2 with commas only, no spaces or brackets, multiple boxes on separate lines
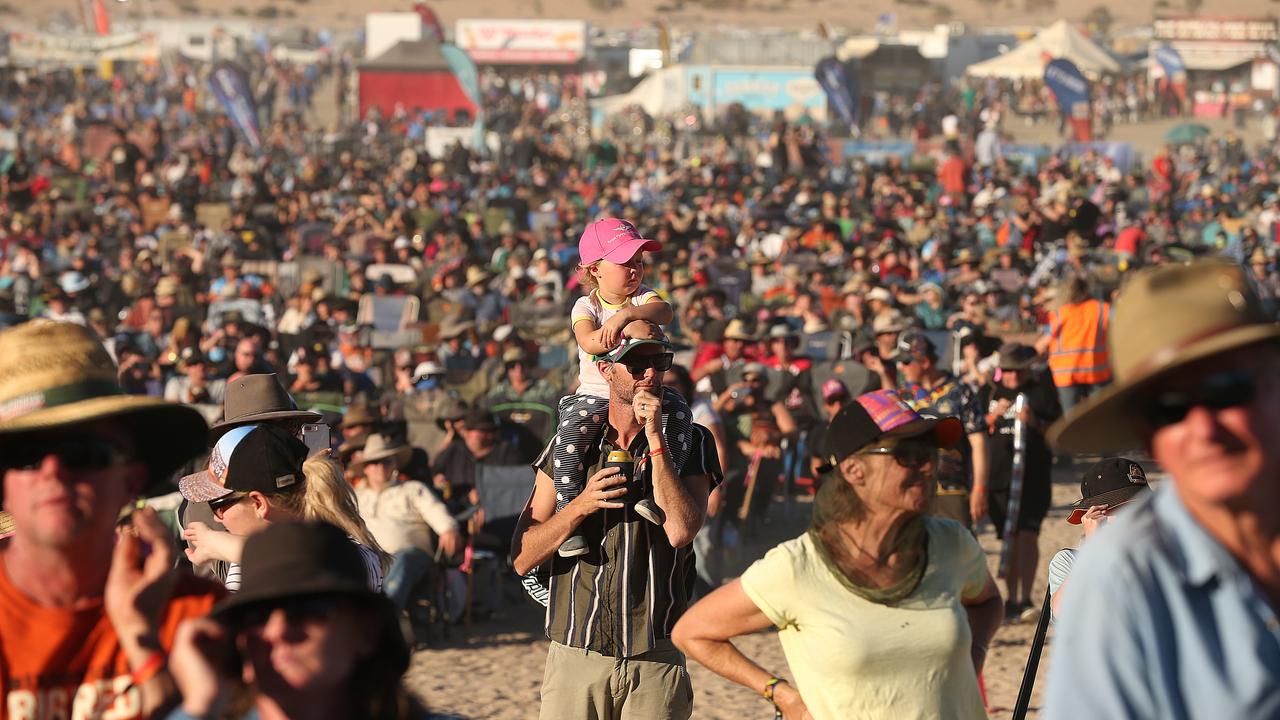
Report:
465,465,537,623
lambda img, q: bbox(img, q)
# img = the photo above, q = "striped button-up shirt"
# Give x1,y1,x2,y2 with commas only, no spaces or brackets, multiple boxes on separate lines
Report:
536,423,721,658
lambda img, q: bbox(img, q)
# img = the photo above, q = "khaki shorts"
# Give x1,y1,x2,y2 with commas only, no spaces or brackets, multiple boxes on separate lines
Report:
539,640,694,720
930,486,972,530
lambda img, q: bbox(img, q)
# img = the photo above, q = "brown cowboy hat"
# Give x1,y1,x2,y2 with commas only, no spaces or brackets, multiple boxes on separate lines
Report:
342,402,381,429
353,433,412,468
211,374,322,440
1049,259,1280,454
0,321,208,490
434,397,468,430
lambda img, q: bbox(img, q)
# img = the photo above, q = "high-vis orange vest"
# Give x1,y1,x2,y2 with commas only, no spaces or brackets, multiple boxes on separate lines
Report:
1048,299,1112,387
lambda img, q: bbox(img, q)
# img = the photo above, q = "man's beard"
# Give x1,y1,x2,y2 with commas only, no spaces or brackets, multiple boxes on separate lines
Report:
612,384,635,404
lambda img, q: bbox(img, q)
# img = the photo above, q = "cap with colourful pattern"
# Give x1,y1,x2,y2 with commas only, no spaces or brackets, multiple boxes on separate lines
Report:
821,389,963,467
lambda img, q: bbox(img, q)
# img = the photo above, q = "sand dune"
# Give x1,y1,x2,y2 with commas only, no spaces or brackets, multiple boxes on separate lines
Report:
11,0,1274,37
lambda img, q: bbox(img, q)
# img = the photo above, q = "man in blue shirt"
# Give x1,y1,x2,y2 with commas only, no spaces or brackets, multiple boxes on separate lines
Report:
1045,259,1280,719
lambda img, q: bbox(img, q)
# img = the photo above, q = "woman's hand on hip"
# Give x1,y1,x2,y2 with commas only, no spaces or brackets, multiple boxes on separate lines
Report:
773,682,814,720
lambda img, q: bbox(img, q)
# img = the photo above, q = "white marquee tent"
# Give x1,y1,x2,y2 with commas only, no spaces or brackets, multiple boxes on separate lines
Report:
965,20,1123,79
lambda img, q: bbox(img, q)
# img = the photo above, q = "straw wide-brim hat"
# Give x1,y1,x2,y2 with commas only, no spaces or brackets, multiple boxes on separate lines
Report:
354,433,412,468
0,320,208,489
723,319,756,342
1049,259,1280,454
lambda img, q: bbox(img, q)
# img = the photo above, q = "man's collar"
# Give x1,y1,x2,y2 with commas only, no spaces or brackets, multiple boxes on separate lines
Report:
1155,486,1233,587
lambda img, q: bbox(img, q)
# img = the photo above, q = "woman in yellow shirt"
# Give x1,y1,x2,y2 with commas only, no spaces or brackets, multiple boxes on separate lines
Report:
674,389,1004,720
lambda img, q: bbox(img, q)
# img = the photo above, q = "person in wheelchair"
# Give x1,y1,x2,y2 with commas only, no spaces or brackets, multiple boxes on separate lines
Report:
354,433,463,612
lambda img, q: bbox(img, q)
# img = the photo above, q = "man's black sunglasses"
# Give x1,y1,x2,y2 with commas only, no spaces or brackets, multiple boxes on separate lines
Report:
1139,370,1257,430
614,353,674,375
1,437,130,472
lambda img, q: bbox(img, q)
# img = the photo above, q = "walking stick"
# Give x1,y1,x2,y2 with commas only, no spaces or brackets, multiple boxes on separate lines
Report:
998,393,1028,578
1013,587,1053,720
738,449,764,522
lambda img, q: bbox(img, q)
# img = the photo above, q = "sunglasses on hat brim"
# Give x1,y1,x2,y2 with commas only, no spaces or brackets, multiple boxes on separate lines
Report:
611,352,674,375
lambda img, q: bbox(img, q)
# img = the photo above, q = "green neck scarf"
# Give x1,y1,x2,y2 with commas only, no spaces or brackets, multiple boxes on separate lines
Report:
808,517,929,606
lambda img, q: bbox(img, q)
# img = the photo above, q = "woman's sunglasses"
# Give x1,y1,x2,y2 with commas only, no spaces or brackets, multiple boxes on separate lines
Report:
209,492,249,519
858,441,938,469
1139,370,1256,430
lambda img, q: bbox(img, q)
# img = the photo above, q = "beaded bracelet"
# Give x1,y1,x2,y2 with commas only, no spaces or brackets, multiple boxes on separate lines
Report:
129,650,167,687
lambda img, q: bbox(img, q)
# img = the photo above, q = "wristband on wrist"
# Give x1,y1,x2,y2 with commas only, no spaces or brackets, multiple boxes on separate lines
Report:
762,676,783,702
129,649,167,687
647,447,666,459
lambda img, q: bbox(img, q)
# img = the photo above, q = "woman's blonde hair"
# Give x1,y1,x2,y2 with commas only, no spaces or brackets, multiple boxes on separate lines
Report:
272,454,391,574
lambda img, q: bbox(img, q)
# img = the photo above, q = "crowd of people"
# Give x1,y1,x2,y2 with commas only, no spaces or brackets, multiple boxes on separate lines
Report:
2,43,1280,719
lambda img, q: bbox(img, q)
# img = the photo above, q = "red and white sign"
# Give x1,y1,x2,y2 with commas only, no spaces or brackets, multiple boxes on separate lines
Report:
454,19,587,64
1154,16,1279,43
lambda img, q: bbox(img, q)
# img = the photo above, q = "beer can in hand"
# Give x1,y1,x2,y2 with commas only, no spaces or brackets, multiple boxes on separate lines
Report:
604,450,639,505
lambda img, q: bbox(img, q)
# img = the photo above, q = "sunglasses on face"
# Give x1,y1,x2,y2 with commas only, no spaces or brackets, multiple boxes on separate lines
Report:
209,492,249,520
858,441,938,469
615,353,674,375
1,437,130,473
1139,370,1257,430
235,595,341,630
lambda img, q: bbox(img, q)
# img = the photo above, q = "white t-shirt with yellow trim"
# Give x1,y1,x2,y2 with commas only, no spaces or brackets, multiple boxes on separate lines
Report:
740,517,989,720
571,285,658,398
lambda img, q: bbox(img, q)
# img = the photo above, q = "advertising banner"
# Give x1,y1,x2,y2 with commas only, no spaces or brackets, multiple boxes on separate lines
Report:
814,56,858,126
1043,58,1092,142
686,67,824,119
440,42,485,151
454,19,587,64
207,63,262,150
1154,44,1186,78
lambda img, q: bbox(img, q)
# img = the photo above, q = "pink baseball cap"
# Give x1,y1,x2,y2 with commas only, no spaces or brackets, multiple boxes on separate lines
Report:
578,218,661,265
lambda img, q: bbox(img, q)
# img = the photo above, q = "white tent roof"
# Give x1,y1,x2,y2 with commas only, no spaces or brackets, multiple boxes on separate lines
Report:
966,20,1122,79
591,66,687,119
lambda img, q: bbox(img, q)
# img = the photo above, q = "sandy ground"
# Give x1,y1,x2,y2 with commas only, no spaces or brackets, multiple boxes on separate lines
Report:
18,1,1279,38
402,460,1137,719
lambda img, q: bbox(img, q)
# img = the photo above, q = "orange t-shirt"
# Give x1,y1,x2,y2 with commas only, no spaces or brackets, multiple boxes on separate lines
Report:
0,567,221,720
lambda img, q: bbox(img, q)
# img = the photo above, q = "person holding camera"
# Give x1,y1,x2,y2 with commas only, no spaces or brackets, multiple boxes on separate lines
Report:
165,348,226,406
179,424,386,594
714,362,798,527
166,522,420,720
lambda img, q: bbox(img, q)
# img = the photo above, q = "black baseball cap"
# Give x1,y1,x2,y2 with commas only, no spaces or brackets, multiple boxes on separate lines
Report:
1067,457,1150,524
179,424,307,503
821,389,963,469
